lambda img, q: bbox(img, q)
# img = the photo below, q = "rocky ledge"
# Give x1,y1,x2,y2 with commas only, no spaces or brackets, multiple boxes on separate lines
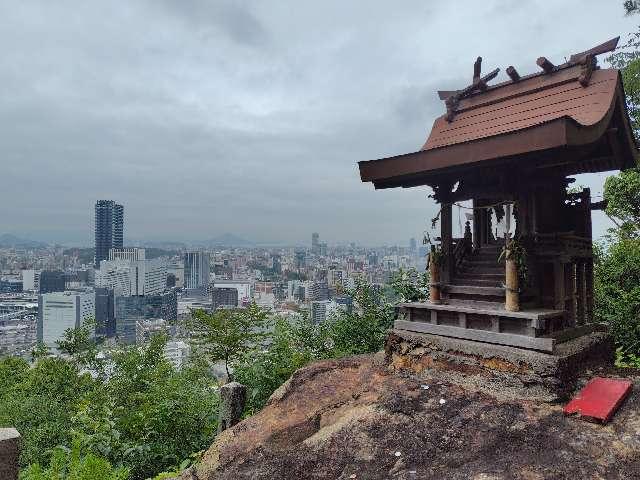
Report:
182,353,639,479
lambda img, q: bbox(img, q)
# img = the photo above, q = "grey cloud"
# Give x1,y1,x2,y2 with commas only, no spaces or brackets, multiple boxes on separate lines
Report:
0,1,635,246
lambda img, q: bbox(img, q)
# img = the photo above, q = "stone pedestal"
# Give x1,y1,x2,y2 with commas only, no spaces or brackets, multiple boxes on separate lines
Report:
386,328,614,402
218,382,247,434
0,428,20,480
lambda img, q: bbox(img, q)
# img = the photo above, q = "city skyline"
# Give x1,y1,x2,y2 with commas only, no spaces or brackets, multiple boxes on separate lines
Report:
0,1,632,245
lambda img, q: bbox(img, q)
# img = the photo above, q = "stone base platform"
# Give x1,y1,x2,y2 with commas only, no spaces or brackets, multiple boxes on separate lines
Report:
397,301,593,352
386,328,614,402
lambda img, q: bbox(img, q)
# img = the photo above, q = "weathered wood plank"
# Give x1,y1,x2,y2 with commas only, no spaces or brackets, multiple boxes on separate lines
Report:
458,312,467,329
397,302,563,321
443,285,505,296
394,319,556,352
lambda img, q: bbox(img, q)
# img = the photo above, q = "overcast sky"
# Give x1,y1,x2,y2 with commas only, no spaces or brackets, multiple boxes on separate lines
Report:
0,1,636,246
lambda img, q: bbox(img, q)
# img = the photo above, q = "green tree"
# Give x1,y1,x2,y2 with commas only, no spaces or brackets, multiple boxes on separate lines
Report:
233,315,318,413
234,278,397,413
594,237,640,359
56,319,97,356
20,438,129,480
0,356,97,468
190,303,271,380
73,335,219,480
593,2,640,364
389,268,429,302
1,331,219,479
604,169,640,238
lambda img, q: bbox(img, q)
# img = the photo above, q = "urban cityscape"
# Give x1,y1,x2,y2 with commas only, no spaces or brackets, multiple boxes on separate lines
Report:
2,2,640,479
0,199,426,365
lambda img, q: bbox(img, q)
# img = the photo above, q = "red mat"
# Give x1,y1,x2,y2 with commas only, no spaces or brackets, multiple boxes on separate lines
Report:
564,377,633,423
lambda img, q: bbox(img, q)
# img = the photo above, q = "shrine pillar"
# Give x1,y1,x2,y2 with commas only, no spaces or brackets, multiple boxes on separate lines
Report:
585,259,594,323
472,199,481,250
576,261,587,326
440,201,453,284
505,243,519,312
553,261,566,313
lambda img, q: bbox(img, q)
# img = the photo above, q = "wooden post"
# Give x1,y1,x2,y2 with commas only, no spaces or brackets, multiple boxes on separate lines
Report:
505,241,520,312
464,220,472,245
585,259,594,323
567,262,577,327
472,199,481,250
429,246,441,304
554,261,566,312
576,261,586,326
441,202,453,284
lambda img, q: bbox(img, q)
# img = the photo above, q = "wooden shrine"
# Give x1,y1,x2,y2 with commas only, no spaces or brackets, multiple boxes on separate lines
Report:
359,38,638,353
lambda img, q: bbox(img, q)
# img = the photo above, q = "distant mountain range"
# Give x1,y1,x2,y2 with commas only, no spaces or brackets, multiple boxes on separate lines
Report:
0,234,48,249
204,233,255,247
0,232,258,250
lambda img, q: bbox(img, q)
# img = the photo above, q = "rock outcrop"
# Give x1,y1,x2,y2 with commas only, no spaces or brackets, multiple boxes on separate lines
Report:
185,353,640,479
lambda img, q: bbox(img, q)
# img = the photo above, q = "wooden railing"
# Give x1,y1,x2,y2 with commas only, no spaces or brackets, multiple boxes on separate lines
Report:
451,235,472,273
532,232,592,258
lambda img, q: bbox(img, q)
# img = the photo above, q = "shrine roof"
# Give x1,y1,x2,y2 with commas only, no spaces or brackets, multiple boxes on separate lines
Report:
359,39,638,189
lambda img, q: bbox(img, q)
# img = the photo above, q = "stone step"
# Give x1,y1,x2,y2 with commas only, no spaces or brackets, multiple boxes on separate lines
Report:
443,284,505,297
459,266,505,275
463,259,503,266
450,278,503,287
456,272,504,280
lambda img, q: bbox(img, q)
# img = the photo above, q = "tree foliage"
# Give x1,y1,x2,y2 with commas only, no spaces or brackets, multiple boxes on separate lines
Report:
594,238,640,358
20,439,129,480
592,2,640,364
0,335,219,480
189,303,271,379
234,278,396,413
0,356,95,469
71,336,219,479
389,268,429,302
604,168,640,237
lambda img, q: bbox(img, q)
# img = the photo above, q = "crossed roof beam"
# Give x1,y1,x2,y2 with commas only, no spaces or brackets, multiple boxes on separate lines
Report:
439,37,620,122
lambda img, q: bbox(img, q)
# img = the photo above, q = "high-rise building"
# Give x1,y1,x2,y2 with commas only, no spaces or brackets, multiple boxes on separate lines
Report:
409,237,417,252
327,269,346,288
115,290,177,344
96,248,167,296
95,259,133,296
108,247,144,262
307,280,329,301
164,340,190,369
95,200,124,268
272,254,282,274
212,287,239,310
294,250,306,270
95,287,115,337
21,269,39,292
167,262,184,288
208,281,252,305
310,300,330,324
183,251,210,290
39,270,66,294
37,291,95,352
311,232,320,254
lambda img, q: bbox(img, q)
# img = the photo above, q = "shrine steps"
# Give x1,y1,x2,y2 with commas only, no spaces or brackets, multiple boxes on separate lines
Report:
446,245,506,304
